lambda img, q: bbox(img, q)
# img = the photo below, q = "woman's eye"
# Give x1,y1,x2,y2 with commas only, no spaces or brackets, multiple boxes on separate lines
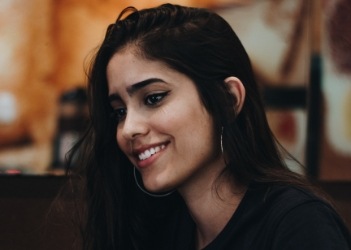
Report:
145,92,169,106
111,108,127,122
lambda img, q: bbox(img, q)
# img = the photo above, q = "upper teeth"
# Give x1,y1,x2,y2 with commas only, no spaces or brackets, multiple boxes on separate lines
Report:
138,145,165,161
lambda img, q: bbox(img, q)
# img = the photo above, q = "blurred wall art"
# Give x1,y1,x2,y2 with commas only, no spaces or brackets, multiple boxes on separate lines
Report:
319,0,351,180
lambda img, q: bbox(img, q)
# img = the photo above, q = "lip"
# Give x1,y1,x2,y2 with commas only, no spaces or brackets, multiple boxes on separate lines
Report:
133,142,168,169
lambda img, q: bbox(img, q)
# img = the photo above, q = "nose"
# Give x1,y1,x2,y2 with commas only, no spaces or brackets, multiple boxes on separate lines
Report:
119,108,149,140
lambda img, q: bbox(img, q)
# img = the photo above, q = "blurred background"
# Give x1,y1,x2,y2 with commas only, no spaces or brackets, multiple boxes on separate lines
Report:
0,0,350,249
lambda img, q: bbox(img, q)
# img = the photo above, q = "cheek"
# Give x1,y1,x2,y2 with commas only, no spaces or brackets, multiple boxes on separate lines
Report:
164,104,213,141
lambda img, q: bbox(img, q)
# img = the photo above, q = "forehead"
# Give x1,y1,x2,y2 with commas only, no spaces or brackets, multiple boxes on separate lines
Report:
107,50,184,92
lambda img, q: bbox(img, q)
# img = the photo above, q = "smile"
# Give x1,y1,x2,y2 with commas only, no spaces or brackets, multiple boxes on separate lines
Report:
138,144,166,161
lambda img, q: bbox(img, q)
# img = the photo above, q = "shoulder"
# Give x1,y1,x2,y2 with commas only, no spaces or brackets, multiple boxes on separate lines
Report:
259,183,351,250
246,182,323,218
263,183,320,204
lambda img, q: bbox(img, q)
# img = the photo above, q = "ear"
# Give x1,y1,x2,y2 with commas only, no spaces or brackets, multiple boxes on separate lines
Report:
224,76,246,114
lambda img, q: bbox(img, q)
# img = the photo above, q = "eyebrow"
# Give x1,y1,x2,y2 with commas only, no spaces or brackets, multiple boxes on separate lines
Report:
108,78,166,102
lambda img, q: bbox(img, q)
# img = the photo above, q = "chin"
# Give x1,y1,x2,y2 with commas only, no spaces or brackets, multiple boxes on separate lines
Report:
143,178,175,194
145,184,172,194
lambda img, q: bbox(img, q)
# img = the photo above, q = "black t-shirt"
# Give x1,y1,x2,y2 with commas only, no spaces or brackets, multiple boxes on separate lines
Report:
160,182,351,250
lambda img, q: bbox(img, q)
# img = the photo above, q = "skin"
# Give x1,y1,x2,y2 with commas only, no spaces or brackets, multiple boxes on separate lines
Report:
107,47,246,249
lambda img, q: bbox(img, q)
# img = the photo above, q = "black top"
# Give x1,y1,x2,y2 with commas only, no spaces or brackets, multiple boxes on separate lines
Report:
160,182,351,250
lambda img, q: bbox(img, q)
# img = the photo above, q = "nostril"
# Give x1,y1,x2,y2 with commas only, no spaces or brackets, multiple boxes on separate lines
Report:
132,132,142,138
0,92,18,125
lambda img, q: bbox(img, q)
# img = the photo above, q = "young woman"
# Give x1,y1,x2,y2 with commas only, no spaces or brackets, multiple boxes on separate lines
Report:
68,3,351,250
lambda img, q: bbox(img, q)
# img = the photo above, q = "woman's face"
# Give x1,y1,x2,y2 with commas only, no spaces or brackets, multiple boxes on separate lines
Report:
107,49,225,194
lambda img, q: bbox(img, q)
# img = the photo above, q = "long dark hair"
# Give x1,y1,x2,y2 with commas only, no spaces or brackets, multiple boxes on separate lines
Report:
67,3,315,249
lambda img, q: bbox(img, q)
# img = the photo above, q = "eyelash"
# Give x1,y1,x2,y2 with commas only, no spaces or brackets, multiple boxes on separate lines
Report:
144,91,169,106
110,91,170,122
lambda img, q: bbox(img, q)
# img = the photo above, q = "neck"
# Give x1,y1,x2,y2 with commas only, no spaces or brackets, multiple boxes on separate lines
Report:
179,170,246,250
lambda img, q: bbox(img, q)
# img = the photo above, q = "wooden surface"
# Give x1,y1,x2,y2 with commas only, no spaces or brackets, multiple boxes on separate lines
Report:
0,176,76,250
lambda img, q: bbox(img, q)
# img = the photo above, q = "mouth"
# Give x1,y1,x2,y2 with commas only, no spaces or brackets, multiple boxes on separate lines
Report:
138,144,166,161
